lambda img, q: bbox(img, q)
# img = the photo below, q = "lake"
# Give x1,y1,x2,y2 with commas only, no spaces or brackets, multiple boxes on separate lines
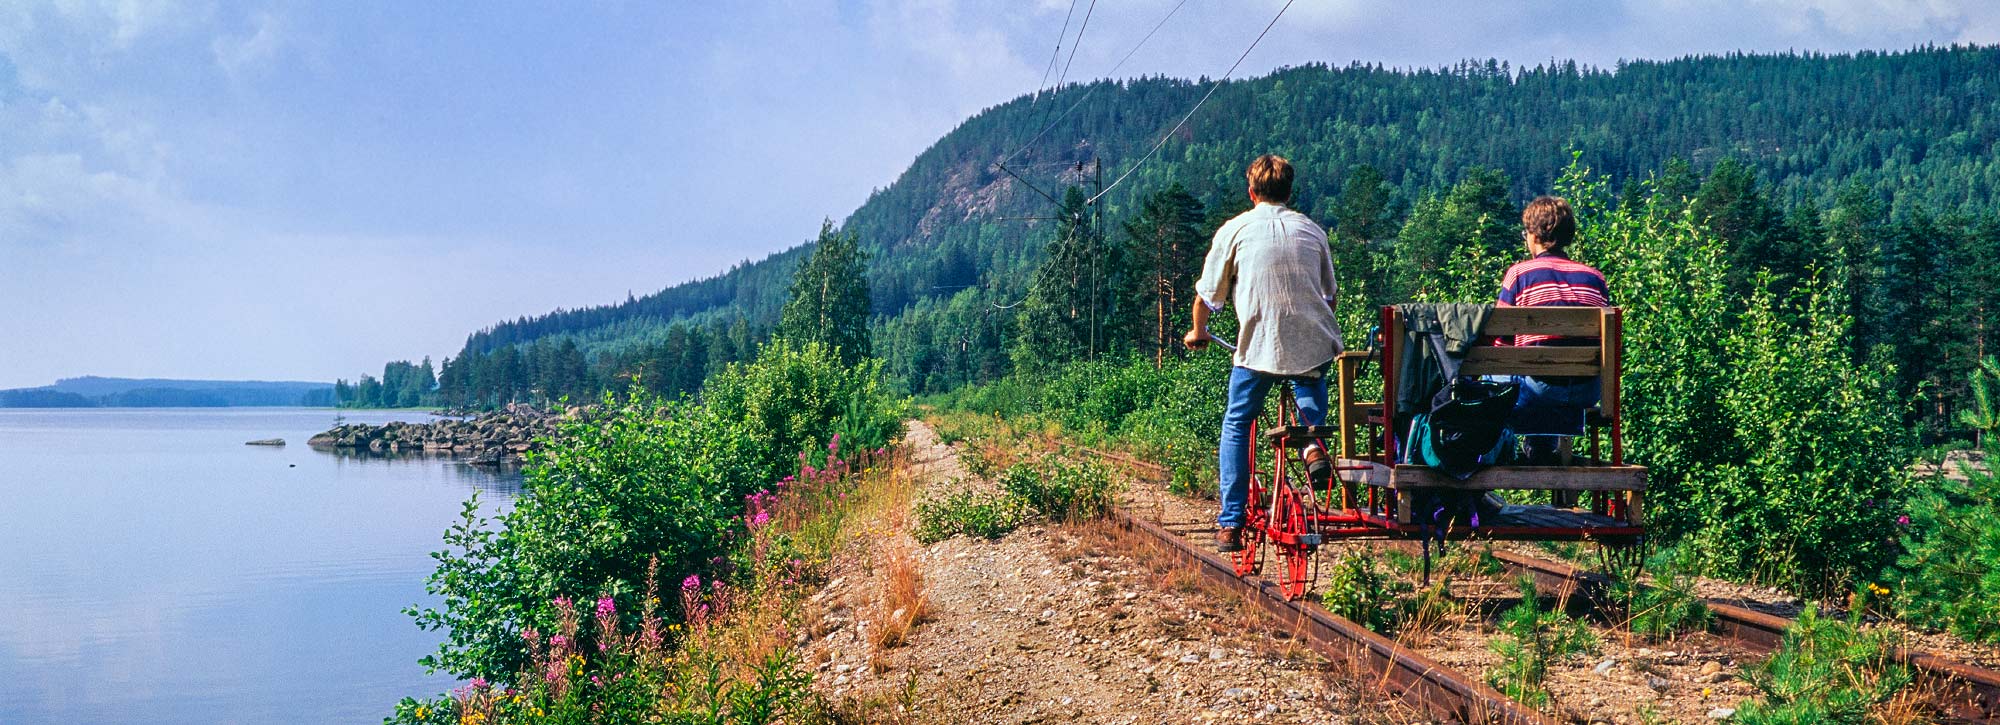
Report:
0,408,523,724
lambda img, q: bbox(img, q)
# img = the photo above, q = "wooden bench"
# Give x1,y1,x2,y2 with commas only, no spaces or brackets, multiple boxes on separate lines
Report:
1333,305,1646,528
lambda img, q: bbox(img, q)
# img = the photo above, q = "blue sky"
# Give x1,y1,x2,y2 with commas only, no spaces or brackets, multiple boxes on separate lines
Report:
2,0,1995,388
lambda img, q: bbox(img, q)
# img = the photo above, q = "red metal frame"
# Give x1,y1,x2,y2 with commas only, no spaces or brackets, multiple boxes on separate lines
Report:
1235,306,1645,600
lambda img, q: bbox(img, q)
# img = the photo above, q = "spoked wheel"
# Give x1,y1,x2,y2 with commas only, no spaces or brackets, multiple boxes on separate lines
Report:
1270,481,1316,600
1232,509,1267,577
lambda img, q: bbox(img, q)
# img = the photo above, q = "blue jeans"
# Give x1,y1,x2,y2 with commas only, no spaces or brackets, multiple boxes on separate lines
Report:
1218,366,1328,529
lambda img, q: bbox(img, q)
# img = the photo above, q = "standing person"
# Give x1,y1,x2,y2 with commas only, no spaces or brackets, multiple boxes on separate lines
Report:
1185,155,1344,553
1493,196,1611,464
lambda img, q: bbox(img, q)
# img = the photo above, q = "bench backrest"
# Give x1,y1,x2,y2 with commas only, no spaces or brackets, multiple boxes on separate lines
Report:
1386,305,1626,463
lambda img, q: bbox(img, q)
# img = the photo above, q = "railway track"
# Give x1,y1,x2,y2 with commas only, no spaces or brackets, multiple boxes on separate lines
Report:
1086,445,2000,722
1108,506,1554,724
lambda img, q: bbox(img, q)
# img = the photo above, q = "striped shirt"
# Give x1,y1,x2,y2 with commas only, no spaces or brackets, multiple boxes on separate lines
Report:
1496,250,1610,347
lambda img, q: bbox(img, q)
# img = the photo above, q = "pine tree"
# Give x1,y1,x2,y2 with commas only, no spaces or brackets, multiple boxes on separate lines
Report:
1013,187,1111,374
777,221,873,364
1119,183,1207,366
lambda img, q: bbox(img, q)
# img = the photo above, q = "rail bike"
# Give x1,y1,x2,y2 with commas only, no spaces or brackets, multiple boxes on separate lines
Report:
1226,304,1647,600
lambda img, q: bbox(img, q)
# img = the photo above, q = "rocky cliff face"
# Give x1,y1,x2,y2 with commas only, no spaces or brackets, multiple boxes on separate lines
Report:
307,403,576,465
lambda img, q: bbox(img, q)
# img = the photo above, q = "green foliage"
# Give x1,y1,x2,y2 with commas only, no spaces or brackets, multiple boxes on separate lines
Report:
913,486,1028,544
1734,606,1912,724
1958,357,2000,446
1615,547,1714,641
1894,439,2000,642
1118,183,1209,364
407,343,903,681
335,357,438,408
1556,162,1914,593
1013,187,1118,374
1321,550,1408,633
1486,576,1597,707
998,459,1120,522
703,339,906,477
777,221,873,365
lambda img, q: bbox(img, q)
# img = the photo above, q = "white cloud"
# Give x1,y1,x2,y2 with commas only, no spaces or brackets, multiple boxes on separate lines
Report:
211,11,286,81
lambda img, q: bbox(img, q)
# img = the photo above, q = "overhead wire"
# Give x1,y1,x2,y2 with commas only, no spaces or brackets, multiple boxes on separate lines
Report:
1088,0,1297,206
1052,0,1099,96
998,0,1193,168
1032,0,1082,105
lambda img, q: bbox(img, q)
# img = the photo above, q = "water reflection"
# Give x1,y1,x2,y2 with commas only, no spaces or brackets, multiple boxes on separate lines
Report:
316,446,527,497
0,408,523,724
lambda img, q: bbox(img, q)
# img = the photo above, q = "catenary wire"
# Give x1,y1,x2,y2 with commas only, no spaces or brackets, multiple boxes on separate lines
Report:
1088,0,1296,206
998,0,1194,168
1033,0,1082,105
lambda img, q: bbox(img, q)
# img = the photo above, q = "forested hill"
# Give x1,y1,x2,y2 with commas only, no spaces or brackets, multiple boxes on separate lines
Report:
399,45,2000,407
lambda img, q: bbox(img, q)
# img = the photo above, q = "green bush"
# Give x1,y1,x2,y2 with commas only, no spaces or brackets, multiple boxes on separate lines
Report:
1894,439,2000,641
1321,550,1409,633
1555,163,1913,593
1486,576,1597,707
408,341,904,682
914,486,1028,544
1617,547,1713,641
1734,606,1912,724
999,459,1120,522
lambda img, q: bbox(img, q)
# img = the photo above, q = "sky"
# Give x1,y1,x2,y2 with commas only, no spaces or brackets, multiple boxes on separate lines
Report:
1,0,1995,389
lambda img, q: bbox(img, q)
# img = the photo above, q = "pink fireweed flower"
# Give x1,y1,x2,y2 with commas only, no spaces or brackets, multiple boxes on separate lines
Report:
592,675,603,687
829,433,840,453
681,574,700,592
1898,514,1911,526
470,677,488,690
750,509,771,527
597,596,616,618
550,634,568,648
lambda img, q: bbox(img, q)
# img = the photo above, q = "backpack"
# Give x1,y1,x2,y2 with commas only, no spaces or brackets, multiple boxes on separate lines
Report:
1405,333,1518,481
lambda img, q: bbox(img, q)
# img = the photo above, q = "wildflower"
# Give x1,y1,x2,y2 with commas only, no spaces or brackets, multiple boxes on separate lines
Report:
682,574,700,592
596,596,616,618
750,509,771,527
829,433,841,453
1898,514,1911,526
592,675,604,687
415,706,429,719
470,676,488,690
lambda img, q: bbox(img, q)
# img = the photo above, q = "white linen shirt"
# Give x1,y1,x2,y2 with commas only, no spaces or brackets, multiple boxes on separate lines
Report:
1193,202,1344,376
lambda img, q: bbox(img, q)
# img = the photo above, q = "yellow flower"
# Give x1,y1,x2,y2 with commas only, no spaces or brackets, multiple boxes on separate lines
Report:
415,706,429,719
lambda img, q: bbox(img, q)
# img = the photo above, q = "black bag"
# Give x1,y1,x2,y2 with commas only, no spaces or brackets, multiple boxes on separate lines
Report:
1405,333,1518,481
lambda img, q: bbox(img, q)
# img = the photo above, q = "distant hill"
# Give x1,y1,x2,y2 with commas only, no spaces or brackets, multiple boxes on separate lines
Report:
402,45,2000,403
0,376,335,408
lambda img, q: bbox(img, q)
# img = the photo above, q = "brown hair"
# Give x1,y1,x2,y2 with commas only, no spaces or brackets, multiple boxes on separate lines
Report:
1246,154,1294,204
1522,196,1577,251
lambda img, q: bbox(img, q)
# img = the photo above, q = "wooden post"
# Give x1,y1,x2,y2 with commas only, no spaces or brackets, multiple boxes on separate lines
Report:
1603,308,1625,467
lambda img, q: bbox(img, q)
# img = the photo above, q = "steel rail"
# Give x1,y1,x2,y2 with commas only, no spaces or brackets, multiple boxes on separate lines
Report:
1088,448,2000,720
1107,507,1555,724
1490,550,2000,721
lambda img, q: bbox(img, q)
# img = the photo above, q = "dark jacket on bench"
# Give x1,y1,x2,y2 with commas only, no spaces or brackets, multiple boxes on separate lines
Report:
1394,303,1493,417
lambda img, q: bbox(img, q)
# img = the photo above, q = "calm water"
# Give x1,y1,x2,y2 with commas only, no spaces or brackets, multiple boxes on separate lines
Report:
0,408,523,724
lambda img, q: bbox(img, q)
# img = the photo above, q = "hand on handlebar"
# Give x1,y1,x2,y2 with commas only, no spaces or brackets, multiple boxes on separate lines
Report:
1184,328,1236,353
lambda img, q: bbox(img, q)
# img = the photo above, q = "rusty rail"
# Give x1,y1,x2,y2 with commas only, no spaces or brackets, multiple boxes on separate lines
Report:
1491,550,2000,721
1087,446,2000,720
1108,507,1554,724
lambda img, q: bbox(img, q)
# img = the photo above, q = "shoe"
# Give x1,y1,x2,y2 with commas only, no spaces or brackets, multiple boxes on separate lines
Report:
1304,444,1334,489
1215,526,1244,553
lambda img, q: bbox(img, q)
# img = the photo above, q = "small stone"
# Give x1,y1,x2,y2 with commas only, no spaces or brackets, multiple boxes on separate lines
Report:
1699,661,1723,676
1209,648,1226,661
891,607,908,623
1262,703,1279,713
834,663,851,673
1181,654,1202,664
1647,676,1670,691
1061,697,1074,706
1707,707,1736,720
834,674,849,686
1223,687,1252,700
1041,609,1056,620
1594,658,1616,675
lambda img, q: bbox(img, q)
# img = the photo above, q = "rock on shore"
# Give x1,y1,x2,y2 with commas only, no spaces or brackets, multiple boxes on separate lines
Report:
306,403,575,465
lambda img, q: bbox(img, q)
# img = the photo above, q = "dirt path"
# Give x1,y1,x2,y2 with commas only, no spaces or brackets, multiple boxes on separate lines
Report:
802,421,1419,724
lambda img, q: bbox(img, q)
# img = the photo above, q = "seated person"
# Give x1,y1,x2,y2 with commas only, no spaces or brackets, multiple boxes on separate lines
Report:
1493,196,1609,465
